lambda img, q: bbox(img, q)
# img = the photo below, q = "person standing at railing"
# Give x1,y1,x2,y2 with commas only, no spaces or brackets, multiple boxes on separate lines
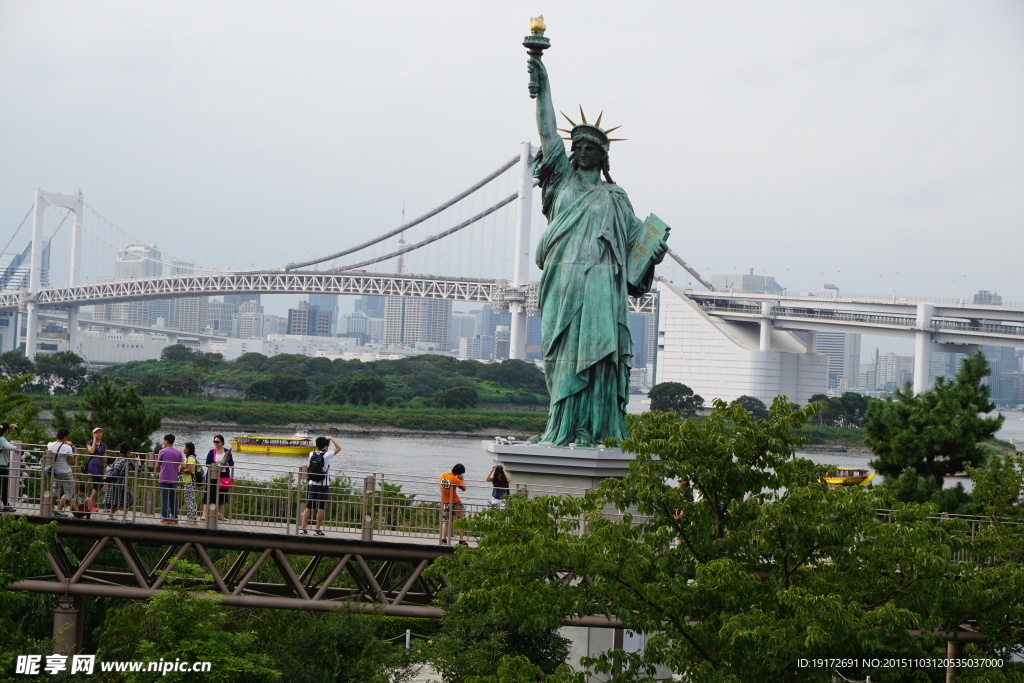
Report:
0,423,18,513
156,434,183,524
104,443,137,520
486,464,512,510
47,428,76,517
439,464,467,545
299,436,341,536
203,435,233,522
84,427,108,513
180,442,200,525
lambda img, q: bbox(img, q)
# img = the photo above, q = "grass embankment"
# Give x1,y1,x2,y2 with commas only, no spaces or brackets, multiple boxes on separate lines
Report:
40,395,549,434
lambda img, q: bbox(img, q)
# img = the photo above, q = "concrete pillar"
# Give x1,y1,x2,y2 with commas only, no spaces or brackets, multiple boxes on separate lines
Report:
26,190,45,360
913,303,935,394
66,193,84,354
53,595,80,654
509,142,533,361
946,640,963,681
804,330,816,353
759,302,773,352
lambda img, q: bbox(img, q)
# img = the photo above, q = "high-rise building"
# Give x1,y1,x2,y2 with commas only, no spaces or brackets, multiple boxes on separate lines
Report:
207,301,236,335
813,332,861,389
876,353,908,390
98,245,161,325
171,261,209,333
383,298,452,348
710,269,784,294
355,295,386,318
449,313,477,349
973,290,1003,306
224,293,261,308
237,300,265,339
308,294,339,336
287,301,332,337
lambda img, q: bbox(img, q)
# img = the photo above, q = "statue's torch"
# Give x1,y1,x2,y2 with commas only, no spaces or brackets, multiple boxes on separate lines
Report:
524,16,550,99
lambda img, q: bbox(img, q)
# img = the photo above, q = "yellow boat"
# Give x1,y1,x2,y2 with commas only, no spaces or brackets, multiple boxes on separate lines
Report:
229,431,313,456
823,468,877,487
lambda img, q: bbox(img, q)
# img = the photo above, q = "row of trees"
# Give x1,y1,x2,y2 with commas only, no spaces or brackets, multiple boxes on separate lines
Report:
102,346,547,406
647,354,1006,514
433,399,1024,680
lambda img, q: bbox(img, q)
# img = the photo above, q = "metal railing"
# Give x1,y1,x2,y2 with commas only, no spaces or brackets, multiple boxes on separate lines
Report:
1,442,523,544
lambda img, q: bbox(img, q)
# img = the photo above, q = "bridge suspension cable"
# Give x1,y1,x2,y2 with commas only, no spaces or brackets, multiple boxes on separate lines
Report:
83,200,220,273
43,197,223,274
666,247,714,291
281,153,524,272
1,205,33,258
326,182,536,273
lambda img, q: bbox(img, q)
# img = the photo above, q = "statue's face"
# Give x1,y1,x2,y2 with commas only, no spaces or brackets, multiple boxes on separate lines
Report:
573,140,604,171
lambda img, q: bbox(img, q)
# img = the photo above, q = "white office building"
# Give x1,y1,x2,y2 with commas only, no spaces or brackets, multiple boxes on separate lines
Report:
655,280,827,405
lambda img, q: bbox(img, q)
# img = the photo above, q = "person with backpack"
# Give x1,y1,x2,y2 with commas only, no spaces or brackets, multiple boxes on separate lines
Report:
298,436,342,536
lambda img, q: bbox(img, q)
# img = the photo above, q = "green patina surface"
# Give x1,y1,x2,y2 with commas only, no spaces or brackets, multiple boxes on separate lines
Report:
526,26,668,446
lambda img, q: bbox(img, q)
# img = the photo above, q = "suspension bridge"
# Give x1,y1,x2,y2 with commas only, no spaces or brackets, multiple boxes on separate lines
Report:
3,142,1023,393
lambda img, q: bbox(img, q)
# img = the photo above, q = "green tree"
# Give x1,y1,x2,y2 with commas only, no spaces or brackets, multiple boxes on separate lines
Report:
647,381,704,417
0,516,57,671
866,352,1003,489
730,394,769,420
432,385,479,409
0,350,34,378
809,392,871,428
52,376,163,451
320,375,388,406
96,561,280,682
436,400,1024,680
160,344,196,362
429,589,570,682
0,373,48,445
244,374,310,403
32,351,88,395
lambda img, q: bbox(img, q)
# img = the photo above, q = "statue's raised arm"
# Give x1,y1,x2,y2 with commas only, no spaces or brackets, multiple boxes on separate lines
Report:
527,56,562,159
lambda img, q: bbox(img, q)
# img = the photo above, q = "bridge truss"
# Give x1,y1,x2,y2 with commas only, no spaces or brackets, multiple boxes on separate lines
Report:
12,518,448,618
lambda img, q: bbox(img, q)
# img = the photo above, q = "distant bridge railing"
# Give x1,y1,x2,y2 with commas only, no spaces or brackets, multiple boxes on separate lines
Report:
0,272,659,316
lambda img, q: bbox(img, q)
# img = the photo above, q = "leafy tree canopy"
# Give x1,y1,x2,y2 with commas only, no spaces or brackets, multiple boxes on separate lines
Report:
729,394,769,420
32,351,88,395
648,381,704,417
159,344,196,362
52,376,163,451
244,374,310,403
432,385,479,410
808,392,871,428
436,399,1024,680
866,352,1003,489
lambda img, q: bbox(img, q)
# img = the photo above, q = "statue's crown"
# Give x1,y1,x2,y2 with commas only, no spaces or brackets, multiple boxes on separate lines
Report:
558,107,626,150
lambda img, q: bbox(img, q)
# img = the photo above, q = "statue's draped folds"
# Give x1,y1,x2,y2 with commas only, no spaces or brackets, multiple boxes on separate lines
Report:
534,147,656,446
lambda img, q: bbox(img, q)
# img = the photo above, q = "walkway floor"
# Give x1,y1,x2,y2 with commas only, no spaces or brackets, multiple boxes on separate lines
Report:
4,502,475,548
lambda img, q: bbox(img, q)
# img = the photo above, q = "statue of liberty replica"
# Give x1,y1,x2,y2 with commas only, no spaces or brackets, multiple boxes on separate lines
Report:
525,18,669,447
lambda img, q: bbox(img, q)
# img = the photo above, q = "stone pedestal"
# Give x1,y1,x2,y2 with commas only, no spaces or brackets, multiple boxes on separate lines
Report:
483,441,635,495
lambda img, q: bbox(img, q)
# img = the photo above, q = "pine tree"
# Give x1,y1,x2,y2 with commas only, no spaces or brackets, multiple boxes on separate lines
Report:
53,377,163,452
865,352,1003,488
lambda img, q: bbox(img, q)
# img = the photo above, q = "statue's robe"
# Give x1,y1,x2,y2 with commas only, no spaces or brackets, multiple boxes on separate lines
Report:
534,145,655,446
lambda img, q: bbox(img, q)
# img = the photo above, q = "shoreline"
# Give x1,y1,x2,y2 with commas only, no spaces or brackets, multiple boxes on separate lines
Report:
158,418,524,441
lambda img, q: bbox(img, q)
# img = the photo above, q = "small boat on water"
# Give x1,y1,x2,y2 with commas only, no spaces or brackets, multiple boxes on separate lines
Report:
229,431,313,456
823,468,877,487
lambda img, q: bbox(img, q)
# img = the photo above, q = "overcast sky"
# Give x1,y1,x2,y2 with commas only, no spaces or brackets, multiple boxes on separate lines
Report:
2,1,1022,356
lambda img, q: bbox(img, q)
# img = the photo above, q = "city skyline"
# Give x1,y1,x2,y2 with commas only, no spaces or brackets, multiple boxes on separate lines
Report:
2,2,1021,313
